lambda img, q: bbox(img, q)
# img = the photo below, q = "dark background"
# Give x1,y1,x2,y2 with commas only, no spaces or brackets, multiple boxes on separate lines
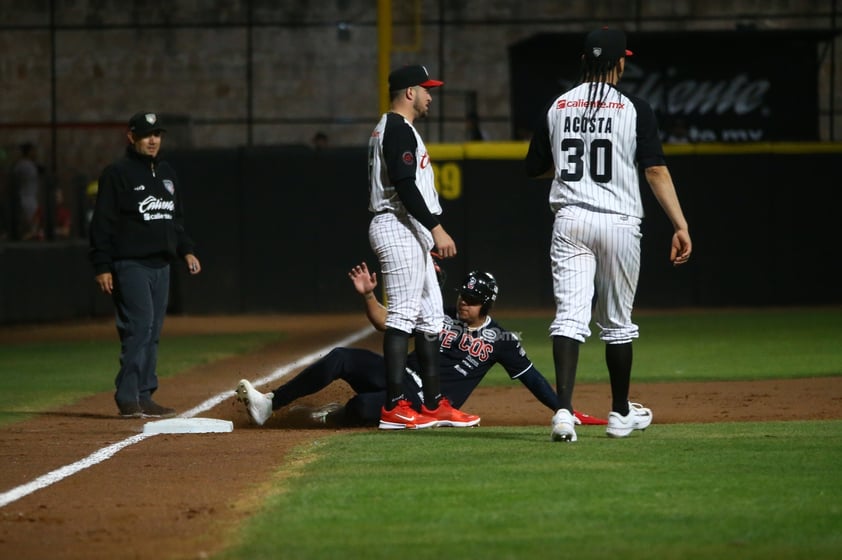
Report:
2,145,839,324
509,30,828,141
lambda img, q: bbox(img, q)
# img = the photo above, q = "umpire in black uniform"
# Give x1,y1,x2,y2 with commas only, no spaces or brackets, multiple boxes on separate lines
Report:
89,111,202,418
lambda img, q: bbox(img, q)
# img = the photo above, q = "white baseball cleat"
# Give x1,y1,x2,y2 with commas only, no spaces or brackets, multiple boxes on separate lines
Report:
550,408,577,442
606,402,653,438
235,379,274,426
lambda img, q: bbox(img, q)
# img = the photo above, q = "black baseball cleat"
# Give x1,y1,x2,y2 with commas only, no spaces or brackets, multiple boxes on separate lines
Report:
117,401,143,419
139,399,176,418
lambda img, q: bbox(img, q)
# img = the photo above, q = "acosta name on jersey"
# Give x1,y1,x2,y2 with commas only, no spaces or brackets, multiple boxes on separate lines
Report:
562,115,614,133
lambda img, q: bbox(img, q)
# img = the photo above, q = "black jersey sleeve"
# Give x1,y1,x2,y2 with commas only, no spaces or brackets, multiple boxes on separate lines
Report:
394,177,439,230
382,114,439,230
629,95,666,169
382,114,419,185
525,100,555,177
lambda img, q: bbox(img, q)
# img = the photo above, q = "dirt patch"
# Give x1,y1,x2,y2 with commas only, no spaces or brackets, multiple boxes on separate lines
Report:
0,314,839,560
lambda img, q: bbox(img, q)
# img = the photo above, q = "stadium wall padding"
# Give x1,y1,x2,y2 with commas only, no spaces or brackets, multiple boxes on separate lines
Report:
2,145,839,324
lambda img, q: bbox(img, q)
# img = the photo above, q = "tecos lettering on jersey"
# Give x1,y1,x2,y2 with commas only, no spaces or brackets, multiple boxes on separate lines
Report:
440,327,494,362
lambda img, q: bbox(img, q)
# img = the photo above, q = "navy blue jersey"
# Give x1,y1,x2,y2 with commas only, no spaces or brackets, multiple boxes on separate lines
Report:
405,310,537,408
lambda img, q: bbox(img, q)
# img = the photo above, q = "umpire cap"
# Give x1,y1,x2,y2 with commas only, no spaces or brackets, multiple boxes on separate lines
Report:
128,111,166,136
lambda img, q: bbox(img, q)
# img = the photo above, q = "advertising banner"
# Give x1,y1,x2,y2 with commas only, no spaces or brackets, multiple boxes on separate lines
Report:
510,30,830,142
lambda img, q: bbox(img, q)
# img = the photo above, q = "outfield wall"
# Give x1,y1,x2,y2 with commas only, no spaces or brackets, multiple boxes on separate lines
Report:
1,143,839,324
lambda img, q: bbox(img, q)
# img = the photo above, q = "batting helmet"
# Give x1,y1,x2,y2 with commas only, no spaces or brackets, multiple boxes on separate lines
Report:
459,271,498,315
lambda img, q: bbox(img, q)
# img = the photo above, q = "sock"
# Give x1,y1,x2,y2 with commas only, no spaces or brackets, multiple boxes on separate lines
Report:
383,328,410,409
414,331,442,408
552,336,580,413
606,342,633,415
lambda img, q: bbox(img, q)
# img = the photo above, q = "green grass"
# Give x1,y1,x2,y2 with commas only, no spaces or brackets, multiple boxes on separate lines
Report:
0,332,282,424
2,308,841,559
217,421,842,560
489,307,842,383
209,307,842,560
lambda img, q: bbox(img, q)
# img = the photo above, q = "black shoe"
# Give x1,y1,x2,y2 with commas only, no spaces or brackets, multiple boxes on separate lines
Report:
118,401,143,419
140,400,176,418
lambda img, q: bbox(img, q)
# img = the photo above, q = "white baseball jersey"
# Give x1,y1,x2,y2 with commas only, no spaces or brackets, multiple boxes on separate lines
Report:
368,113,441,215
367,112,444,336
531,82,665,218
526,81,666,344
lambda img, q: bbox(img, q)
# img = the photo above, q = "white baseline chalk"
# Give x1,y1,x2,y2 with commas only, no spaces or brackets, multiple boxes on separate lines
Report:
0,325,375,509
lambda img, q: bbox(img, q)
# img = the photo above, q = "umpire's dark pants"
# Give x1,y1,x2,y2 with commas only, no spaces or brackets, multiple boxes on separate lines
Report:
112,260,170,407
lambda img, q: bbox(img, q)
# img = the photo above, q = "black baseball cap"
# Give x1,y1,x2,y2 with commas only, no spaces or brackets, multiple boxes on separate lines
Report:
128,111,166,136
388,65,444,91
583,28,634,61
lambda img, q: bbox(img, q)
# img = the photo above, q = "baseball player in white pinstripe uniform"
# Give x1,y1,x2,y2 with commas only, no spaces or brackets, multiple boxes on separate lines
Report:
368,64,475,430
526,28,692,442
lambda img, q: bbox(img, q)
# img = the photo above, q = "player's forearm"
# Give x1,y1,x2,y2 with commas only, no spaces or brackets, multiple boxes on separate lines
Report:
645,166,689,232
362,292,388,331
518,367,561,411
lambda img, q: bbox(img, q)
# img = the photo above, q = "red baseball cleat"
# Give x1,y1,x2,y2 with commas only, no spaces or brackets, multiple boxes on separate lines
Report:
574,410,609,426
422,397,481,428
379,399,438,430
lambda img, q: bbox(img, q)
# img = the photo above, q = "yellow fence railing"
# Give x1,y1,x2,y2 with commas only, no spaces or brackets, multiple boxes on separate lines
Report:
427,141,842,160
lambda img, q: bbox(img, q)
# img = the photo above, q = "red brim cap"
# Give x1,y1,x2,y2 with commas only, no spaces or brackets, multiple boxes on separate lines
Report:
419,79,444,88
625,49,634,56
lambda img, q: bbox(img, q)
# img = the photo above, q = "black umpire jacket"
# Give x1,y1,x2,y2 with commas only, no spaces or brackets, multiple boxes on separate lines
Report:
89,146,195,275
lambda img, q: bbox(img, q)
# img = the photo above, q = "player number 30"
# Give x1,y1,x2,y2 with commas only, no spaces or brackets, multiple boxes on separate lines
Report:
560,138,613,182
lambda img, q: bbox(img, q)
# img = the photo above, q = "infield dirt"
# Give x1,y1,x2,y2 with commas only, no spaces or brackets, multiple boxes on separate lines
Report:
1,314,840,560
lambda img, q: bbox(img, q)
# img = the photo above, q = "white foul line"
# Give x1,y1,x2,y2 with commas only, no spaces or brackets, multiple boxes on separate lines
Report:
0,325,376,509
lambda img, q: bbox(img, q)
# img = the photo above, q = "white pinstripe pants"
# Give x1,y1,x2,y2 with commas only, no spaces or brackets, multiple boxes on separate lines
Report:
369,212,443,335
549,206,641,344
